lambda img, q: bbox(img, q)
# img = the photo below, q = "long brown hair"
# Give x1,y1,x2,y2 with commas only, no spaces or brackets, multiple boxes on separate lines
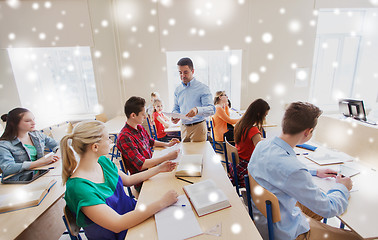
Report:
234,99,270,144
60,120,105,184
0,108,30,141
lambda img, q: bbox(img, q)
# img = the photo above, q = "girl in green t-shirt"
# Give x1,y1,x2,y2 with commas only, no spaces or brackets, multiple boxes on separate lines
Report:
61,120,178,240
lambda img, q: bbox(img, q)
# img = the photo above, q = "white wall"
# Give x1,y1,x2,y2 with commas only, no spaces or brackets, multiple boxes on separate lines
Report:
1,0,377,124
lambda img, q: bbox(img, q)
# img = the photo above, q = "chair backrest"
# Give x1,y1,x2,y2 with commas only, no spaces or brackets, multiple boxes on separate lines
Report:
119,158,135,199
248,173,281,223
95,113,108,123
63,205,82,239
209,117,216,142
224,138,239,165
146,115,157,140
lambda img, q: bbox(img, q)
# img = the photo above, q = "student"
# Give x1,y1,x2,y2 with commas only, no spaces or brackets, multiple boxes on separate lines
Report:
212,91,239,142
231,99,270,187
172,57,215,142
0,108,59,177
117,96,180,192
248,102,361,240
62,120,178,240
152,99,171,142
146,92,160,116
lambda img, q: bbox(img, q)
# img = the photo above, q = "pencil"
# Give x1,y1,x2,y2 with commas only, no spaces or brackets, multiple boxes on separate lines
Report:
176,177,194,184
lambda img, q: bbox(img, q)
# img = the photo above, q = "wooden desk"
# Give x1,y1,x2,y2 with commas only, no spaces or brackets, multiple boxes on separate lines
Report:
126,142,262,240
313,115,378,169
0,161,66,240
297,146,378,239
104,116,127,134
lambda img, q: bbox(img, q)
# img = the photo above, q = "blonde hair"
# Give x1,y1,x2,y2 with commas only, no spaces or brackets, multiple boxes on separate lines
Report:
60,120,105,184
153,99,163,112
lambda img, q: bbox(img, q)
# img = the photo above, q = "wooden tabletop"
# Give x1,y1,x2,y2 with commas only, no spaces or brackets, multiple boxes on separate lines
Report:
0,161,65,240
126,142,262,240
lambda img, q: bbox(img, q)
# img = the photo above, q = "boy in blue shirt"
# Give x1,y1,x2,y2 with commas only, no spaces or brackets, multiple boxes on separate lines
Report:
248,102,361,240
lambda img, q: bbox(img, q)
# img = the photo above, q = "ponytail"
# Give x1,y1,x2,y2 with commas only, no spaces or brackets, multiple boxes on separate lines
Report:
61,134,76,184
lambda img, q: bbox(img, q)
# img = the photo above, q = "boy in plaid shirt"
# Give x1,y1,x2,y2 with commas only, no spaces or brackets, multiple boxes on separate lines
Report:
117,96,180,192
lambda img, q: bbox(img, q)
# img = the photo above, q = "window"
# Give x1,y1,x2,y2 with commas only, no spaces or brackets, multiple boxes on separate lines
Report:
166,50,242,111
8,46,99,128
310,9,378,113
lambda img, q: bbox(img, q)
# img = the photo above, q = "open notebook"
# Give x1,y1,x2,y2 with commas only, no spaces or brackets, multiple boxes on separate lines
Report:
175,154,203,177
305,151,354,165
0,179,57,213
183,179,231,217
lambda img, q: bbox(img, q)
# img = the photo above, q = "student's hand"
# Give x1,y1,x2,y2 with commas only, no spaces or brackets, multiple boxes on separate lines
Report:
165,149,180,160
158,161,177,173
160,190,179,208
317,168,338,178
40,154,59,165
167,138,180,147
172,117,180,124
185,107,198,118
336,174,353,191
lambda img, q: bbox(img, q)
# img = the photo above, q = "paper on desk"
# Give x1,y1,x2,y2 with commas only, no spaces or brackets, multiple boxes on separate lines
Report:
312,177,357,193
155,194,203,240
163,112,193,121
154,143,182,162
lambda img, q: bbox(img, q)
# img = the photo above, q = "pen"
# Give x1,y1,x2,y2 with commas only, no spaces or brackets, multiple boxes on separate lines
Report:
329,173,345,177
173,204,186,207
48,167,55,169
176,177,194,184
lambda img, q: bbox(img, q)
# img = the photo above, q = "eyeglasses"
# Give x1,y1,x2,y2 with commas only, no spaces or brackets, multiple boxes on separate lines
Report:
220,94,227,97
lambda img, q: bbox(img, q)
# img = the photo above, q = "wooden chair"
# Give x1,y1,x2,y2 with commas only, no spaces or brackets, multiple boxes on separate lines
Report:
209,118,224,154
224,137,241,196
95,113,108,123
244,173,281,240
62,205,83,240
119,158,135,199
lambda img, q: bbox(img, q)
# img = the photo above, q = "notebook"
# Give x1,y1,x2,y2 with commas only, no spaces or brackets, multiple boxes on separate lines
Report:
0,179,57,213
155,195,203,240
183,179,231,217
175,154,203,177
305,151,354,165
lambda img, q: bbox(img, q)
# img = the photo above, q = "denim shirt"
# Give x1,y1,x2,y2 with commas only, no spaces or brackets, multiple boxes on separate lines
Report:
0,131,58,177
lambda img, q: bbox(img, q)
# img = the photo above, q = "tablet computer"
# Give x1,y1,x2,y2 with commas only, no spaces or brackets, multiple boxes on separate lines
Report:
1,169,49,184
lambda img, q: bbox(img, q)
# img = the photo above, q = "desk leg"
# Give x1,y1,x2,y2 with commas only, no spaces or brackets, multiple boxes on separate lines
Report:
15,197,66,240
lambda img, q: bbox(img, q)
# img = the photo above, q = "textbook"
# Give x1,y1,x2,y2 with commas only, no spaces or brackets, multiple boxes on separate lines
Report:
0,179,57,214
183,179,231,217
175,154,203,177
